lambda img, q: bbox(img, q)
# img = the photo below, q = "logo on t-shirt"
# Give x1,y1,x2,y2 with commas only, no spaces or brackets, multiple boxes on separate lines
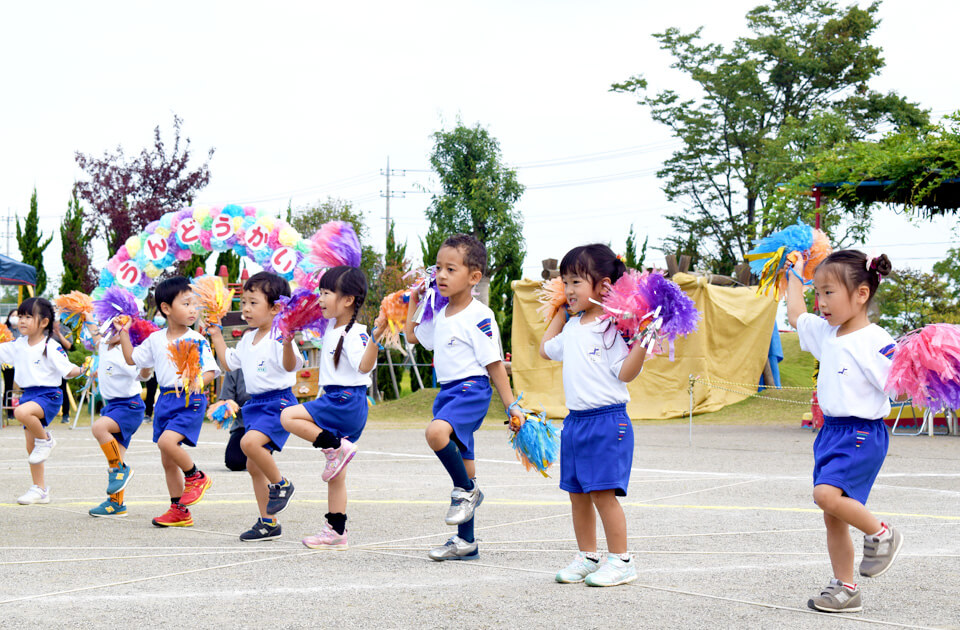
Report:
477,318,493,339
588,346,602,363
359,332,369,346
55,345,67,356
838,367,848,375
879,344,895,360
257,360,267,374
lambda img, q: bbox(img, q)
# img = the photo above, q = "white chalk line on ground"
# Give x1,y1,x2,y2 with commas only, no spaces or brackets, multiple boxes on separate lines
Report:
363,547,959,559
0,549,304,566
0,550,320,606
354,549,937,630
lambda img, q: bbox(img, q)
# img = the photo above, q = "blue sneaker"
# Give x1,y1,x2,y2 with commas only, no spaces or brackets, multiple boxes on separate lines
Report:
106,463,134,495
266,478,295,515
89,499,127,518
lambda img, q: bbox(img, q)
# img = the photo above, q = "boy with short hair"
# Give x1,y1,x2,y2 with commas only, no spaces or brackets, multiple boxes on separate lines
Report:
406,234,524,561
119,276,220,527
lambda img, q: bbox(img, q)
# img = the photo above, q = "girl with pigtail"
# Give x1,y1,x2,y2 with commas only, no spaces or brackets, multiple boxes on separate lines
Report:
281,265,384,549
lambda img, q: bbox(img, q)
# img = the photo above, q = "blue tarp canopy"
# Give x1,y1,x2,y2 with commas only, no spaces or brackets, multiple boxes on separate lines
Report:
0,254,36,286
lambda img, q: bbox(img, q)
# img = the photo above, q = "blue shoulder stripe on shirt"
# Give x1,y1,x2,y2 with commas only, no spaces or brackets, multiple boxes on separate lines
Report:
359,332,369,346
477,318,493,338
879,343,895,360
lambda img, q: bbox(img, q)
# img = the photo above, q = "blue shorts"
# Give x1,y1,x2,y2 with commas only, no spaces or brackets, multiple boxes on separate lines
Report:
101,395,146,449
302,385,368,443
560,403,634,497
242,388,296,452
432,376,491,460
153,387,207,447
20,386,63,427
813,416,889,505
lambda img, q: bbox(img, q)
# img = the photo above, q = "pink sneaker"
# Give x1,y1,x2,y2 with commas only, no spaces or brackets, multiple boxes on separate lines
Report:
321,439,357,482
302,522,348,550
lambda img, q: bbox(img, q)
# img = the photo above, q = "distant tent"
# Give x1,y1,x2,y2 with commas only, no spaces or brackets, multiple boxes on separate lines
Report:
0,254,36,287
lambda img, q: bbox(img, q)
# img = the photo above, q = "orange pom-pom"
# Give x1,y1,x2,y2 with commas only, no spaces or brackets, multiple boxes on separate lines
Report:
377,290,408,349
191,276,234,328
55,291,94,330
0,323,13,344
803,228,832,282
535,276,566,323
167,339,206,398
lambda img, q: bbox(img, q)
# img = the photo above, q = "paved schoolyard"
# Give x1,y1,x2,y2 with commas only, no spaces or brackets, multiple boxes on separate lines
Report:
1,420,958,629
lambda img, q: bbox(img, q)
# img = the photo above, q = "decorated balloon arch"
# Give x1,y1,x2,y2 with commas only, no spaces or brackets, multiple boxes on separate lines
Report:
94,204,353,300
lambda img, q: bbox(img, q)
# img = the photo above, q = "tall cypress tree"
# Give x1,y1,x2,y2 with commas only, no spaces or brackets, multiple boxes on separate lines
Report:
17,188,54,295
59,189,95,294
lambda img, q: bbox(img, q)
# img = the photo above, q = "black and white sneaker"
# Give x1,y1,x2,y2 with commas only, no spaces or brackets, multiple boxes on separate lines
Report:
266,479,295,515
239,520,282,542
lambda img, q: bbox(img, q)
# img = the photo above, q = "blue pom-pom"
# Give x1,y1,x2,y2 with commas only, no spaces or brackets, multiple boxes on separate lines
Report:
511,408,560,477
747,221,813,275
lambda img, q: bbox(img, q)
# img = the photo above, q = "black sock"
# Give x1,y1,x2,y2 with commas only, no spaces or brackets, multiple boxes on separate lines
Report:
313,431,341,450
184,465,198,477
325,512,347,535
171,496,181,505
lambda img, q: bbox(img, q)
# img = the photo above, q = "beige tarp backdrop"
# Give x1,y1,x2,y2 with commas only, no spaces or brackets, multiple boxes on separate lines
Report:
511,274,778,420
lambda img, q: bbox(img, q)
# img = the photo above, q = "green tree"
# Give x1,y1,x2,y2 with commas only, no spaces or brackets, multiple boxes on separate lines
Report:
876,268,959,335
59,189,96,294
933,247,960,301
426,122,525,351
385,219,407,268
16,188,54,295
419,227,445,268
612,0,928,273
624,224,648,270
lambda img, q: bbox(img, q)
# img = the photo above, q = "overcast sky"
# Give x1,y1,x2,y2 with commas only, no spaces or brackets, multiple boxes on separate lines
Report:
0,0,956,291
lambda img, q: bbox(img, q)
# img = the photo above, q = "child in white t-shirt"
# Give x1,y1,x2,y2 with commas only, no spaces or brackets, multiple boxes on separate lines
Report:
787,249,902,614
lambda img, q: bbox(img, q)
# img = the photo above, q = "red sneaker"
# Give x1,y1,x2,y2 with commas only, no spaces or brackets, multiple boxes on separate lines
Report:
152,502,193,527
181,472,212,506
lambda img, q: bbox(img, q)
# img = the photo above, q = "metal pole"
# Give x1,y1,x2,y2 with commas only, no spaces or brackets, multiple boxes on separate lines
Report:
688,374,695,447
406,339,424,390
385,156,390,251
385,348,400,400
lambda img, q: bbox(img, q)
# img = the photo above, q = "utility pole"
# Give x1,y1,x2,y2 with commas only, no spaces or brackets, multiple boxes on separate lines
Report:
380,157,406,251
6,208,11,257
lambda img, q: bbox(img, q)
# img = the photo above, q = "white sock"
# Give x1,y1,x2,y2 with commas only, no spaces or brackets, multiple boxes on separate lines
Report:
583,552,600,563
870,523,888,538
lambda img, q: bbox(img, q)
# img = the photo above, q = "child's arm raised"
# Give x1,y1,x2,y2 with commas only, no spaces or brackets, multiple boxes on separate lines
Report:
539,311,566,360
359,320,387,374
115,319,137,366
206,325,230,372
281,337,301,373
786,258,807,329
404,290,420,345
618,342,647,383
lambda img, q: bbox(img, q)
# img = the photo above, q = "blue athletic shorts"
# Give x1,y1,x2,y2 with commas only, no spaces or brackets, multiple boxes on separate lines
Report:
153,387,207,447
813,415,888,505
20,386,63,428
101,395,146,449
432,376,491,460
242,388,296,452
302,385,368,443
560,403,634,497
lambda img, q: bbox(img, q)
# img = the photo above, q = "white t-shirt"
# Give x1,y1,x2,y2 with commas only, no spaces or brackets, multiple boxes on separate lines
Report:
543,315,631,411
796,313,895,419
98,340,142,400
0,336,77,388
225,329,304,395
414,299,502,384
132,329,220,389
318,319,374,388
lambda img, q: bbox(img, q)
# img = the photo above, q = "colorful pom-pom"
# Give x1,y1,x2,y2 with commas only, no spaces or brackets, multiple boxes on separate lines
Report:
308,221,361,269
129,318,160,348
272,289,327,341
508,397,560,477
167,338,206,398
886,324,960,411
745,220,832,299
55,291,94,333
535,276,566,323
0,323,14,344
192,276,234,329
376,290,409,349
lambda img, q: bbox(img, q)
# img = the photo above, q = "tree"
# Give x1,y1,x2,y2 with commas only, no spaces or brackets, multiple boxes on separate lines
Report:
426,122,525,351
933,247,960,301
624,224,648,270
612,0,928,273
385,219,407,269
59,189,96,294
876,268,959,334
16,188,54,295
74,114,214,255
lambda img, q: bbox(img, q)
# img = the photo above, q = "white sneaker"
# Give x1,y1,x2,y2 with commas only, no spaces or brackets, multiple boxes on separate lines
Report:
17,485,50,505
585,554,637,587
556,552,601,583
27,432,56,465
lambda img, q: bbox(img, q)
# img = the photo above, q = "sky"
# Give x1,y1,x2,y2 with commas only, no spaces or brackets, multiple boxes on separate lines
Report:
0,0,957,291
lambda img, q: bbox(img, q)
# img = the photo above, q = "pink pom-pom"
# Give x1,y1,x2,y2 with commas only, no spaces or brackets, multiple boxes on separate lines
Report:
886,324,960,410
308,221,361,269
272,289,327,340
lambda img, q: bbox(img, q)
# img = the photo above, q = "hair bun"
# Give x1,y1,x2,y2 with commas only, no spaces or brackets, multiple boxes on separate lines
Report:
874,253,892,277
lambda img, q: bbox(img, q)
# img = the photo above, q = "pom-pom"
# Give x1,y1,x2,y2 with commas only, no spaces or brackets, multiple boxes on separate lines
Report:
167,339,206,398
0,323,13,344
272,289,327,341
55,291,94,333
598,270,699,355
191,275,234,329
129,318,160,348
745,220,832,298
308,221,361,269
209,401,237,430
93,287,140,330
408,266,448,324
886,324,960,411
376,290,408,349
535,276,566,323
508,397,560,477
